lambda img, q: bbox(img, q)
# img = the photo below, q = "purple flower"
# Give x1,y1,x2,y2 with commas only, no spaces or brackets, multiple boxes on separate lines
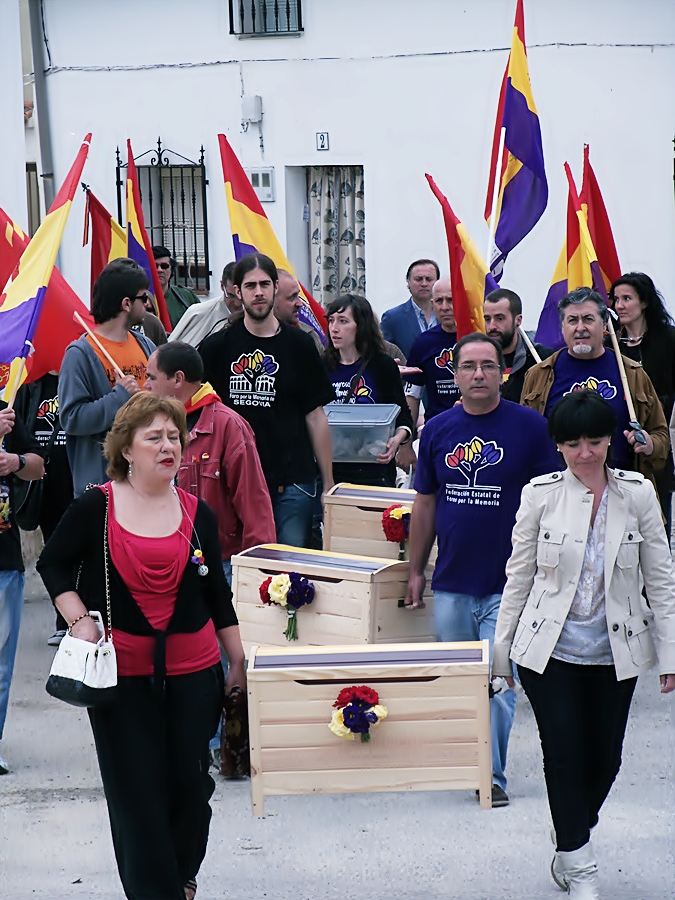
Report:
286,572,315,610
342,703,371,733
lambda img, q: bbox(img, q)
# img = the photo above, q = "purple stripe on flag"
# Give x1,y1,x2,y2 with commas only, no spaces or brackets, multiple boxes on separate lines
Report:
590,260,607,300
0,287,45,363
535,280,567,349
298,304,328,346
232,236,257,260
503,82,547,180
495,162,549,260
127,230,153,284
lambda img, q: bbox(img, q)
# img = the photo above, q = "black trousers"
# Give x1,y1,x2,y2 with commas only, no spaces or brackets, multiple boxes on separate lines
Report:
518,658,637,853
89,665,224,900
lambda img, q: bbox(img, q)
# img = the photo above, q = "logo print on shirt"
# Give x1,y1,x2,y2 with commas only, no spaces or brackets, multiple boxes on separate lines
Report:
434,348,454,370
446,437,504,487
348,375,373,403
230,351,279,407
37,396,59,430
565,377,617,400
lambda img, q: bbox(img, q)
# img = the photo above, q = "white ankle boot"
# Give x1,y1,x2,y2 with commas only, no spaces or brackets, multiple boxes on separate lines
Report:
550,826,596,891
554,842,600,899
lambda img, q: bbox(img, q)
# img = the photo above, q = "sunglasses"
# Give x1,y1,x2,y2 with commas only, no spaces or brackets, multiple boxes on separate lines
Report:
155,262,171,270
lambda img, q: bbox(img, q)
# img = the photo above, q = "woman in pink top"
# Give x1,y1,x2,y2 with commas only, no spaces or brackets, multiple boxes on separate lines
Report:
38,393,245,900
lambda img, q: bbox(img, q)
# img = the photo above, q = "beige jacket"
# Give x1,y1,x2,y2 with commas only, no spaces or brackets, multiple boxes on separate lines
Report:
493,467,675,681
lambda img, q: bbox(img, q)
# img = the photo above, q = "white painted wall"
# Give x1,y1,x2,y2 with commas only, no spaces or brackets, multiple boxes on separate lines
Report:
33,0,675,325
0,0,29,238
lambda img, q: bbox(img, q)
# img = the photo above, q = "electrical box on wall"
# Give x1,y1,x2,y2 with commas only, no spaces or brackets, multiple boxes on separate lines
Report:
245,167,275,202
242,95,263,124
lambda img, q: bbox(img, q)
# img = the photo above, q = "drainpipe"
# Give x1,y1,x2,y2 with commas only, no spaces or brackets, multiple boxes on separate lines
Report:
28,0,55,210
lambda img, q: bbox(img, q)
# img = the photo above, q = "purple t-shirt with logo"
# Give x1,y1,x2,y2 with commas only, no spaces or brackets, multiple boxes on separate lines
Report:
415,400,557,596
406,324,459,419
545,350,632,468
331,361,379,404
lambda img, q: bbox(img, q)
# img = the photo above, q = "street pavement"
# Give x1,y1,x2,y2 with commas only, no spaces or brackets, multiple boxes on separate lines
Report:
0,570,673,900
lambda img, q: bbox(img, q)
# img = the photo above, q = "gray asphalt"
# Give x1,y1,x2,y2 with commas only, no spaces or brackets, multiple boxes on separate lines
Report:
0,570,673,900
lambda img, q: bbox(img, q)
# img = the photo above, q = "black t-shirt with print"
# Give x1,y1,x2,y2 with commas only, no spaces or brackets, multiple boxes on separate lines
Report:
200,319,336,492
0,400,42,571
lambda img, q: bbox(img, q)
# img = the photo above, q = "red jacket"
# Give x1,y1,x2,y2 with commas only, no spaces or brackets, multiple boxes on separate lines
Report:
178,397,275,560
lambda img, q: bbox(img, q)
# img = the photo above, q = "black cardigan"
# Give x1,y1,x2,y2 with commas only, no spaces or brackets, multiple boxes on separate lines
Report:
37,487,238,679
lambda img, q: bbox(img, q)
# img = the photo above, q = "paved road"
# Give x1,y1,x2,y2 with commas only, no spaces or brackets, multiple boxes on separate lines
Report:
1,573,673,900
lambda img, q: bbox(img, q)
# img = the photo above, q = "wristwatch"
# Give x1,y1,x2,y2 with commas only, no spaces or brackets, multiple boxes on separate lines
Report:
16,454,26,472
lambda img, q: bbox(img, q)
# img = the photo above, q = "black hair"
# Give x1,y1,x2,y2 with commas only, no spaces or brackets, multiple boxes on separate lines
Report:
406,258,440,281
324,294,386,370
91,258,149,325
221,261,237,285
558,287,609,324
154,341,204,383
453,332,506,372
548,390,617,443
485,288,522,318
232,253,278,289
609,272,673,330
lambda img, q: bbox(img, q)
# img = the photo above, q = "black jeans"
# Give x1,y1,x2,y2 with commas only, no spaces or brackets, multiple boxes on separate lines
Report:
89,664,224,900
518,658,637,853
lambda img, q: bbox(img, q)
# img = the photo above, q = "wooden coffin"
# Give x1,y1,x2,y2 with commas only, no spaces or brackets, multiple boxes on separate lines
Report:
248,641,493,814
231,544,435,654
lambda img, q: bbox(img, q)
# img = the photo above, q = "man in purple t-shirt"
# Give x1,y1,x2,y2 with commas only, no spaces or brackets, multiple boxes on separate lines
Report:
405,333,558,807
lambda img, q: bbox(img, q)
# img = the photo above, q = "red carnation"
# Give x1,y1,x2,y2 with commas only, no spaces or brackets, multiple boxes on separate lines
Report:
382,505,408,544
259,577,272,604
354,685,379,705
333,686,357,708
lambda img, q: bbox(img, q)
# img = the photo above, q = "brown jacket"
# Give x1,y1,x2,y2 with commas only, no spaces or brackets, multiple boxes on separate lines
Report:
521,348,668,478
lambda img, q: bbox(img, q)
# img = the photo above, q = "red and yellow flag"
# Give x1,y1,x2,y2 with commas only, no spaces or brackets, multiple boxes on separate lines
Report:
83,189,127,295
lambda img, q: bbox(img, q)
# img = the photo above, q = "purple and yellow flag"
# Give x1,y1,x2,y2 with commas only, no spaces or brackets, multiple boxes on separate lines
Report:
218,134,328,345
485,0,547,279
427,174,496,340
0,135,91,402
581,145,621,293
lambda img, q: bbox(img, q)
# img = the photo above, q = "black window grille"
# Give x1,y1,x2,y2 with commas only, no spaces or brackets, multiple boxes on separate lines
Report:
116,139,210,294
229,0,303,36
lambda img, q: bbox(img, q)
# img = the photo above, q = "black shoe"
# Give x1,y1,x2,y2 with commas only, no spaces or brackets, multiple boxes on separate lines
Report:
491,784,509,806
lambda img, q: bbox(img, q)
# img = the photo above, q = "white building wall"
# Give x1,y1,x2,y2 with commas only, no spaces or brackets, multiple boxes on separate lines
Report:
35,0,675,324
0,0,29,237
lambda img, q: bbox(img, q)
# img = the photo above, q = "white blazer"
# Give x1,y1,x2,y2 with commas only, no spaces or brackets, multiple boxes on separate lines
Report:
493,467,675,681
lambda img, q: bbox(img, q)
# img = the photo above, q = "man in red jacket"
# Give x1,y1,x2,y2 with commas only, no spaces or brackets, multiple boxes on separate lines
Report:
145,341,275,584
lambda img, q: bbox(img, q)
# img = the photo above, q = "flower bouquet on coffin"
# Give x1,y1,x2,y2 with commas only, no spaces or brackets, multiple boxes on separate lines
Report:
259,572,315,640
382,504,412,559
329,685,388,743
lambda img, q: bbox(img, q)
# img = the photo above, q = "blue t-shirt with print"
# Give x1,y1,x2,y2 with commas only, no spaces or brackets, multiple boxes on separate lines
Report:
415,400,558,597
331,361,379,404
545,350,632,468
406,324,459,420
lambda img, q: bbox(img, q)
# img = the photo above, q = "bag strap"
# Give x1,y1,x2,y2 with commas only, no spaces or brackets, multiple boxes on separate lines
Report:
103,486,113,643
342,358,369,403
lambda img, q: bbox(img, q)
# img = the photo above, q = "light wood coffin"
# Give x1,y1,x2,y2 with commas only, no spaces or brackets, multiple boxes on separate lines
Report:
248,641,493,815
231,544,434,653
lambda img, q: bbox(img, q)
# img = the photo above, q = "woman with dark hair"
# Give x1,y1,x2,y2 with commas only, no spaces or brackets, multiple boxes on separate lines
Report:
324,294,413,486
493,390,675,900
609,272,675,535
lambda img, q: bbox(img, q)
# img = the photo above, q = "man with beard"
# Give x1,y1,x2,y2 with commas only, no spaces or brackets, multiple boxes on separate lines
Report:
483,288,552,402
200,254,335,548
59,258,156,495
521,287,668,478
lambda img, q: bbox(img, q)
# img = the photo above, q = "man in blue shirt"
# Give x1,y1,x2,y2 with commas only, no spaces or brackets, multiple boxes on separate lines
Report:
405,333,558,807
380,259,439,359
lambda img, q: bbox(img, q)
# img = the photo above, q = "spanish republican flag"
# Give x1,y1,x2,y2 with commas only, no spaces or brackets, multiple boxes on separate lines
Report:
485,0,548,279
426,174,497,340
0,135,92,403
580,145,621,293
218,133,328,345
83,188,127,295
125,140,172,331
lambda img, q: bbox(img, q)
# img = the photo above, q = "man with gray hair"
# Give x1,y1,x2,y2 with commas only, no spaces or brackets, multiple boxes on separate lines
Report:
521,287,668,477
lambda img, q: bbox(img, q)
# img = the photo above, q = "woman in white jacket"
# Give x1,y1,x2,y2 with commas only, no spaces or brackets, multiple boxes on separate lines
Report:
493,390,675,900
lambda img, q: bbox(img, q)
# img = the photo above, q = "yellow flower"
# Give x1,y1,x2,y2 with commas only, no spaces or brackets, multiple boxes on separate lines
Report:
268,573,291,606
389,506,412,520
329,708,354,740
371,704,388,724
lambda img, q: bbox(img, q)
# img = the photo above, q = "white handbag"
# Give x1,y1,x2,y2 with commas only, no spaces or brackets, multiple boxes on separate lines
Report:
46,489,118,708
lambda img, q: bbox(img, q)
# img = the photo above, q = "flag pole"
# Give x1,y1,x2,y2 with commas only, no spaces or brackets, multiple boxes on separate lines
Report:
73,311,125,379
518,325,541,364
485,126,506,268
606,314,647,444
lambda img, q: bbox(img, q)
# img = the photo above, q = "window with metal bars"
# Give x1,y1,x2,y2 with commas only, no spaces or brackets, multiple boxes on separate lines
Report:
229,0,303,36
116,140,210,294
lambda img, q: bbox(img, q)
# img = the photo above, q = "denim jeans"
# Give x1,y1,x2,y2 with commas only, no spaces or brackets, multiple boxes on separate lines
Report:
0,570,25,740
271,481,317,549
434,590,517,792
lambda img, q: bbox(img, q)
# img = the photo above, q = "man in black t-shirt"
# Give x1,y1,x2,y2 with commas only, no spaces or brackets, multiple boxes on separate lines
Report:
0,401,44,774
200,254,335,549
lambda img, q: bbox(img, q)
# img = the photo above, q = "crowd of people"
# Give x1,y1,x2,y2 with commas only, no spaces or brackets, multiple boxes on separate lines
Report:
0,249,673,900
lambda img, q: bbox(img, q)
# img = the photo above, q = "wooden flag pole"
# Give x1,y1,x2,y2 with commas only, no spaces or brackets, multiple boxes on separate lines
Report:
485,126,506,269
74,311,125,379
518,326,541,364
606,314,647,444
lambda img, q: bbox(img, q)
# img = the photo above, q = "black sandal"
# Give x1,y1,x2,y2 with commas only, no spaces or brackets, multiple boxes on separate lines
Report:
184,878,197,900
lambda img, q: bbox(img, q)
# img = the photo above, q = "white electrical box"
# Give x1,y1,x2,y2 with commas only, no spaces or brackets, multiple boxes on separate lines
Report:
242,95,263,123
245,167,275,202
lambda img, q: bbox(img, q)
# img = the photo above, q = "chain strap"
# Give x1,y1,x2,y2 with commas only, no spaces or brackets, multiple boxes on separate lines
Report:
104,487,113,643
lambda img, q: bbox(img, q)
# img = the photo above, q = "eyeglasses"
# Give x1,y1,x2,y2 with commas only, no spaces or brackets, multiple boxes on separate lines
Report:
457,361,501,374
133,292,150,303
155,262,171,270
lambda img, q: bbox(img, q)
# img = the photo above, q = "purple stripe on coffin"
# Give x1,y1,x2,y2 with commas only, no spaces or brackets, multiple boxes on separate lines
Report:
242,545,389,573
0,286,45,362
253,647,485,669
535,279,566,348
333,485,416,502
502,82,547,181
494,162,549,259
232,235,257,260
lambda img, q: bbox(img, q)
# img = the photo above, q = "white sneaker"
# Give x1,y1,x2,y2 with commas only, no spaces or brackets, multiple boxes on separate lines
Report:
0,753,9,775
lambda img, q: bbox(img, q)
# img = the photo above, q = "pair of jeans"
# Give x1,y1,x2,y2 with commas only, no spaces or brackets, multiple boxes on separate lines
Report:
518,658,637,852
271,481,317,549
434,590,517,792
0,570,26,740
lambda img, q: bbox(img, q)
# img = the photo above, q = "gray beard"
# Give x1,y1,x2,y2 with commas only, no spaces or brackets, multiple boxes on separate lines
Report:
572,343,593,355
